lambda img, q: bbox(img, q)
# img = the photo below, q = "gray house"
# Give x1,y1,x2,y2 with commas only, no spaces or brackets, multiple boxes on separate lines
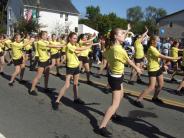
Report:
158,9,184,41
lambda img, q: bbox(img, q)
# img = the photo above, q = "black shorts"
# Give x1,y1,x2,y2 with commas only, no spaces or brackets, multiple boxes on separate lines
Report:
25,49,32,54
60,52,65,56
0,52,4,57
66,67,80,75
148,68,163,77
171,61,178,67
108,73,124,91
38,60,50,68
134,57,144,63
78,56,89,64
13,57,23,66
51,53,61,59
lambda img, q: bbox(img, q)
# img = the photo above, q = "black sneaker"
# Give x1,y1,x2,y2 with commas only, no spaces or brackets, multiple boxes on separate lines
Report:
152,98,163,104
74,98,85,105
174,90,182,96
137,79,144,84
111,113,122,122
87,80,93,84
28,90,38,96
128,81,135,85
53,102,59,110
56,73,61,76
98,127,112,137
8,81,14,87
0,72,4,76
170,78,177,82
19,80,27,84
133,100,144,108
44,88,56,93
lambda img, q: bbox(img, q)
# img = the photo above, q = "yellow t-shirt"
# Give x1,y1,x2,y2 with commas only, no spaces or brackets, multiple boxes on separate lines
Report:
33,41,39,57
104,44,129,74
4,39,12,50
0,43,4,52
49,41,60,55
147,46,161,72
181,50,184,66
60,40,66,53
37,40,50,62
171,47,179,62
66,42,80,68
78,40,90,57
24,39,32,51
11,42,24,60
134,39,144,59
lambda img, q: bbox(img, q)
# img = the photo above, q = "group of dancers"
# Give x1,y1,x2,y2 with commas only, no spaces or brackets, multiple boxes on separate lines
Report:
0,23,184,137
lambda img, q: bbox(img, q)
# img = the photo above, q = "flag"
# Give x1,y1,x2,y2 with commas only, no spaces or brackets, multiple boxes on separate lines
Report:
25,9,32,21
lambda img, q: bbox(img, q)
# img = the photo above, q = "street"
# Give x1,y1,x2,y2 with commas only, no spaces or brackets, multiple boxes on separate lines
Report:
0,64,184,138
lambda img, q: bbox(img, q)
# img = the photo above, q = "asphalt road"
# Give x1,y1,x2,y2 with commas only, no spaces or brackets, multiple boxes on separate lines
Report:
0,64,184,138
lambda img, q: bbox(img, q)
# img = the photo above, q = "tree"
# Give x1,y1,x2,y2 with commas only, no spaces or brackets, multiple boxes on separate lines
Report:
127,6,143,22
14,18,40,34
144,6,167,34
0,0,8,33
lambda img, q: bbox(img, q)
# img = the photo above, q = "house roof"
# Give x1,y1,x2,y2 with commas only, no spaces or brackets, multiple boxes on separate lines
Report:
22,0,80,15
158,9,184,22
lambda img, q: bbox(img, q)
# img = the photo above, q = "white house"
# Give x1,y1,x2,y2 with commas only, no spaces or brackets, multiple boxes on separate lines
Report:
78,24,99,35
6,0,80,36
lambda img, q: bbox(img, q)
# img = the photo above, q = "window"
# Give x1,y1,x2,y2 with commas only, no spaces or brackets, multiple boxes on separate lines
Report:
60,13,63,18
65,14,68,21
75,27,78,33
169,22,173,28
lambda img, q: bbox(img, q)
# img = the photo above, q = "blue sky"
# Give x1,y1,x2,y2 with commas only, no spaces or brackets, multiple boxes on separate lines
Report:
72,0,184,18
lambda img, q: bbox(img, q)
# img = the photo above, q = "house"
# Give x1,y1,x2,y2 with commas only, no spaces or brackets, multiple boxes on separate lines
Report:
78,24,99,35
6,0,80,36
158,9,184,41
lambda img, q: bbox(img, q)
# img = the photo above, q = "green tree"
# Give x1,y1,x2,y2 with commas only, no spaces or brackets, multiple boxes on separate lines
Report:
144,6,167,34
14,18,40,34
127,6,143,22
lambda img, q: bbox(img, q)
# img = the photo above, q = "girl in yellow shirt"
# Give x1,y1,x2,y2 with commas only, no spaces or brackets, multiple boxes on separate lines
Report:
133,36,180,108
9,33,34,86
29,31,63,96
170,41,183,82
23,34,33,70
78,34,96,83
98,25,142,137
49,34,65,76
129,26,148,85
53,32,94,110
60,35,67,65
0,35,6,75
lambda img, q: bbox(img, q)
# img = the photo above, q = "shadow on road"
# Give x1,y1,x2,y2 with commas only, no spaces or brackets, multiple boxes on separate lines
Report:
125,94,184,113
112,114,175,138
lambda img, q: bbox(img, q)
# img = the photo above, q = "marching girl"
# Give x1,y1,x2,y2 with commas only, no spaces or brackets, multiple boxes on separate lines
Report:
23,34,33,70
133,36,181,108
129,27,148,85
29,31,64,96
0,35,6,75
97,25,142,137
53,32,94,110
78,34,96,83
8,33,34,86
31,35,39,70
60,35,67,65
170,40,182,82
49,34,64,76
